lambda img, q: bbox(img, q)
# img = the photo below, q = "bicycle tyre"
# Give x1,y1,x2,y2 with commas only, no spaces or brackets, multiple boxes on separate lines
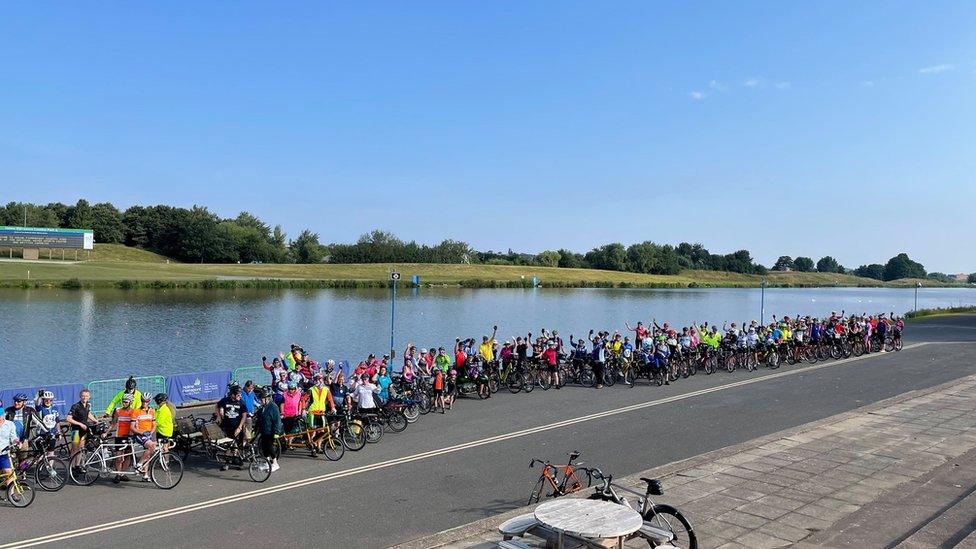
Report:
506,374,523,394
364,422,383,444
767,351,780,369
538,374,552,391
319,434,345,461
150,452,184,490
386,411,408,433
725,354,736,373
895,338,903,351
35,456,68,492
488,376,499,394
343,423,366,451
604,367,617,387
645,503,698,549
69,450,101,486
248,456,272,482
579,369,595,388
6,480,35,508
522,371,536,393
527,477,546,505
403,404,420,423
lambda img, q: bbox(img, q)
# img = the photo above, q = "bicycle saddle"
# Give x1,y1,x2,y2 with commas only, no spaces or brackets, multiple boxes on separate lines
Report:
568,450,581,460
640,477,664,495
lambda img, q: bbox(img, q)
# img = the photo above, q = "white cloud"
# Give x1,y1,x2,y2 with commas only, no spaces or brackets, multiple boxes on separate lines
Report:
918,64,954,74
773,81,791,90
743,78,762,88
689,91,706,100
708,80,727,91
861,80,875,87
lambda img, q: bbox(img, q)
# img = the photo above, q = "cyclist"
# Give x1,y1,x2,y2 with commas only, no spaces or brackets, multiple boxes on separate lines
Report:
216,385,248,469
589,331,607,389
153,393,175,450
254,388,281,473
131,396,157,481
0,412,20,489
34,391,60,454
434,347,450,374
110,393,136,483
4,393,37,442
66,388,97,470
105,376,142,416
432,367,446,413
478,325,499,367
539,340,560,389
307,373,336,429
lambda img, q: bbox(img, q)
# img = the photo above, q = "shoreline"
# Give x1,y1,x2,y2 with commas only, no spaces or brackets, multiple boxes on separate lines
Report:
0,277,970,291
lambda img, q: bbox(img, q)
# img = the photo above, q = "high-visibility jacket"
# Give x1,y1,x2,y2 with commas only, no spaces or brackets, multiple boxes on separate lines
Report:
308,386,335,414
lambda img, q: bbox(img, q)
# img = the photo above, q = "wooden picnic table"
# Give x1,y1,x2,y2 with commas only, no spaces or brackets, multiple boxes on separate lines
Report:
533,498,643,549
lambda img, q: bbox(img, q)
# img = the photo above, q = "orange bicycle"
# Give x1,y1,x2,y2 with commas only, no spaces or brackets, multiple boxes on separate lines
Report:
527,450,592,504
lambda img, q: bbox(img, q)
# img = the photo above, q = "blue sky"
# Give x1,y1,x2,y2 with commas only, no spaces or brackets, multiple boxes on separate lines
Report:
2,2,974,272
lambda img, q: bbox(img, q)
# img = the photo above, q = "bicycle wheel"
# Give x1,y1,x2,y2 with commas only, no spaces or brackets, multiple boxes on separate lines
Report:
579,369,595,387
248,455,272,482
417,392,433,415
725,354,736,373
69,450,101,486
343,422,366,451
604,367,617,387
644,504,698,549
319,433,345,461
488,376,499,394
149,452,184,490
538,373,552,391
527,477,546,505
385,411,408,433
895,338,903,351
884,338,894,352
34,456,68,492
506,373,523,394
364,422,383,444
6,479,35,508
403,404,420,423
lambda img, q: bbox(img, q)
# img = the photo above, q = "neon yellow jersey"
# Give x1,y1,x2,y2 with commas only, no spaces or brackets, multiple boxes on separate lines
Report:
780,328,792,342
105,389,142,416
479,341,495,362
155,402,175,437
610,340,622,356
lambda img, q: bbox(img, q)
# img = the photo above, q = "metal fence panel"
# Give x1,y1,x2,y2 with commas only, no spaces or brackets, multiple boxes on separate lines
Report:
88,375,166,414
232,366,271,387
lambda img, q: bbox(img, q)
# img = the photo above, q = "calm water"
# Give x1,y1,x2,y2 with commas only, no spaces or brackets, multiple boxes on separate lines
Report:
2,286,973,387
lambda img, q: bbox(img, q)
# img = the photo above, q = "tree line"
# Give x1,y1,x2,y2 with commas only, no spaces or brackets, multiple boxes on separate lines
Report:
0,200,953,282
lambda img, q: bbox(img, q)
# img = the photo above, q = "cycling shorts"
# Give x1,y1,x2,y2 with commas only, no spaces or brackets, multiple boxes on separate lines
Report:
0,454,10,470
134,433,154,448
546,363,557,373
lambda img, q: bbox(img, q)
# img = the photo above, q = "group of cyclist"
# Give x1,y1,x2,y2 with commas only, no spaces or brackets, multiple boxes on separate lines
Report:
1,309,905,500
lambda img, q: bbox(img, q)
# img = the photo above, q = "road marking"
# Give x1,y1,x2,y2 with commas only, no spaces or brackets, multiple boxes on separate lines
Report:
2,343,930,548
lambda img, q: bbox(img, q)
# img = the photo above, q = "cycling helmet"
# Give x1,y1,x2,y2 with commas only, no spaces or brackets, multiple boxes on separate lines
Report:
254,388,267,400
287,381,298,390
121,394,135,405
41,391,55,400
153,393,168,405
13,393,28,402
420,348,428,354
125,376,137,390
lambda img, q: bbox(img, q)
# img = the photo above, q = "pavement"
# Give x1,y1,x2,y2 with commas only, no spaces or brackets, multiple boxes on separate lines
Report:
1,314,975,549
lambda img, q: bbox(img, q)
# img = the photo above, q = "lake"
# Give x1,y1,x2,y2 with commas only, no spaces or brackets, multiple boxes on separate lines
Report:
2,286,973,387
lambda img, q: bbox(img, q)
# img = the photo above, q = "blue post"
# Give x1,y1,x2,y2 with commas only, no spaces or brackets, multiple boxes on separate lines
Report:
760,277,766,324
390,276,397,361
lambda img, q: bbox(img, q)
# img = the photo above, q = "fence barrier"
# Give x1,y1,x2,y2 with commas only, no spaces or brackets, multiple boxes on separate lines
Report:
88,375,166,414
232,366,270,386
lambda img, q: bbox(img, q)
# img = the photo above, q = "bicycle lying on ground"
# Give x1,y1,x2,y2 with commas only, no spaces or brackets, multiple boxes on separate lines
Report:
585,467,698,549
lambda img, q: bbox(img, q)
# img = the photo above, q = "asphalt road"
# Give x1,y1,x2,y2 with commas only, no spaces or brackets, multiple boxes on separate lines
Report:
2,314,975,549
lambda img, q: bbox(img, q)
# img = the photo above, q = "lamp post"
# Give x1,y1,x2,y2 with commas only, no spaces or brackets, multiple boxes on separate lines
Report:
390,270,400,363
760,277,766,324
914,281,921,313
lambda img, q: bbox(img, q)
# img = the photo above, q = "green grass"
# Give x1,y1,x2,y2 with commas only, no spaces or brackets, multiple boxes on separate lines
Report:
905,306,976,320
0,244,967,290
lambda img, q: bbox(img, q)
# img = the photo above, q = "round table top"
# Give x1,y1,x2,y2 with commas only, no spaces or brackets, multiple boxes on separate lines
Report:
534,498,643,539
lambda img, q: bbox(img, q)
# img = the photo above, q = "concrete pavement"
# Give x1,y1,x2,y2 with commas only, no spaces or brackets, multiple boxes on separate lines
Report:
1,314,974,548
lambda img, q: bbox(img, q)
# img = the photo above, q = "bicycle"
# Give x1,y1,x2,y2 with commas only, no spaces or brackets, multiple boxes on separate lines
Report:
15,443,69,492
586,467,698,549
70,432,184,489
527,450,592,505
198,423,272,482
0,452,36,508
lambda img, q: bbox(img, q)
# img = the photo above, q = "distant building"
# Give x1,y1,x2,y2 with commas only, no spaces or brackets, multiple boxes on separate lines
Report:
953,273,969,282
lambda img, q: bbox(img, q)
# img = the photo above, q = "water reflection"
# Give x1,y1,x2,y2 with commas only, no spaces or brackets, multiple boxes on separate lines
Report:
1,286,972,387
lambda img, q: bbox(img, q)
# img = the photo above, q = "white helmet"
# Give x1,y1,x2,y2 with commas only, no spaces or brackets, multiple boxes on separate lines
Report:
41,391,55,400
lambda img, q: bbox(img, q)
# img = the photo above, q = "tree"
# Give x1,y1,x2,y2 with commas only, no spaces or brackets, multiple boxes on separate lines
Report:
90,202,124,243
290,230,324,264
586,243,628,271
968,273,976,284
816,256,840,273
772,256,795,271
66,199,94,229
853,264,885,280
536,250,561,268
926,272,952,284
794,256,815,272
723,250,756,274
882,253,926,281
556,249,586,268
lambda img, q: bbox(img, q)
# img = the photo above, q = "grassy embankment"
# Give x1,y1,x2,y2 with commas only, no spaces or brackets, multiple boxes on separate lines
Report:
905,306,976,320
0,244,966,290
